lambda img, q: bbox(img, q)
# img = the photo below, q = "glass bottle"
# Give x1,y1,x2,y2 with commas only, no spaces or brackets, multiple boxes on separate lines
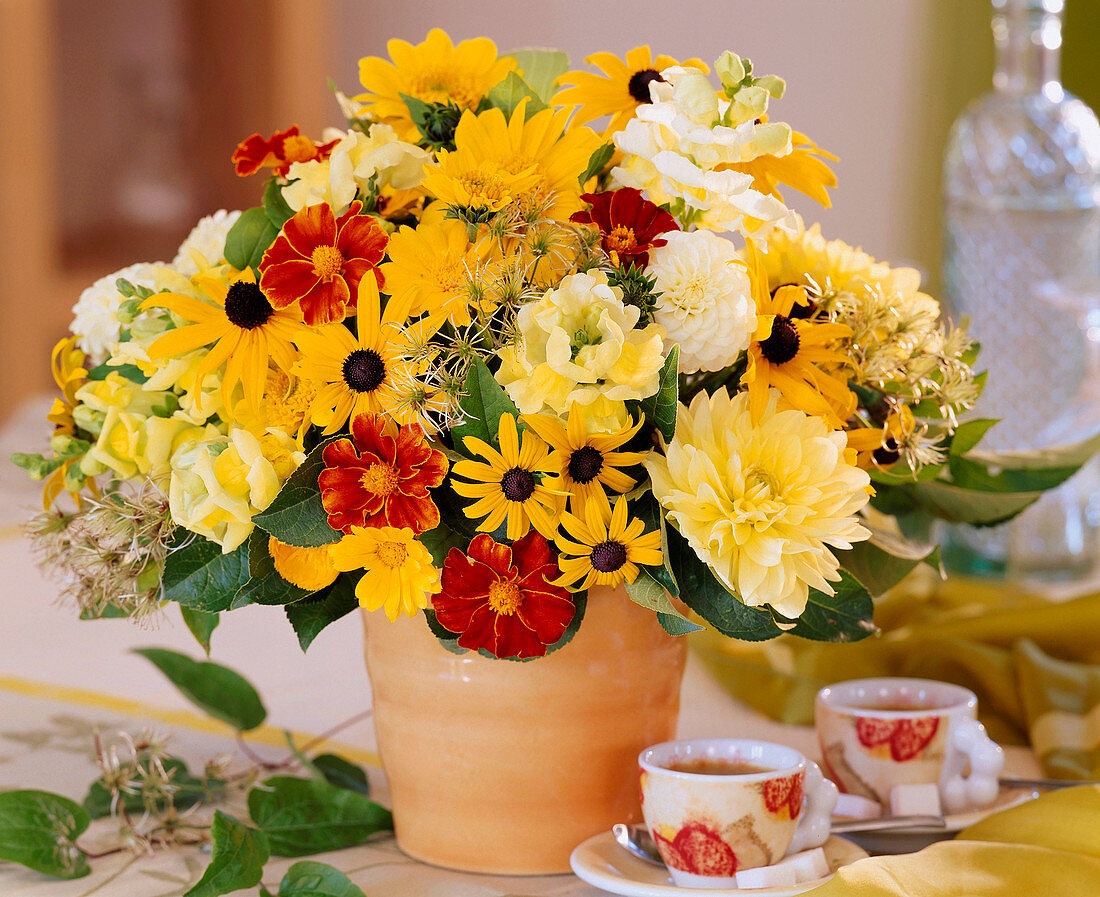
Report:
941,0,1100,580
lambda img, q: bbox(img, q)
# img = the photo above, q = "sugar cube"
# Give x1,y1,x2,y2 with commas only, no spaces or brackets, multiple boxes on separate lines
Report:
735,863,799,889
889,783,942,817
833,792,882,819
771,847,831,883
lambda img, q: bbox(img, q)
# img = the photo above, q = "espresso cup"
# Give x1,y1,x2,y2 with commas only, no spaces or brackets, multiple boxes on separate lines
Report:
638,738,837,889
815,677,1004,814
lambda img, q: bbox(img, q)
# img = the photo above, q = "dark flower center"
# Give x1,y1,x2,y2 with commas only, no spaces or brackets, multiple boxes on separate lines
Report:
500,467,536,502
627,68,664,103
224,281,275,330
342,349,386,393
873,438,901,466
590,540,627,573
568,446,605,484
759,316,801,365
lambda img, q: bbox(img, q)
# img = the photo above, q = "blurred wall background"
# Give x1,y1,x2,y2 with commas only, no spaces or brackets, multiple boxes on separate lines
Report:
3,0,1095,425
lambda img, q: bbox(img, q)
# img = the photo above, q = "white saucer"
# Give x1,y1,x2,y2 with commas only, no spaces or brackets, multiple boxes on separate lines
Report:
569,833,867,897
836,786,1039,855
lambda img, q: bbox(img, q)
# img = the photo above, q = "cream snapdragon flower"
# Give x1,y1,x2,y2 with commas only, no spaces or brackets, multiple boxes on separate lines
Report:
646,387,870,619
649,230,757,374
495,272,666,432
283,125,430,212
172,210,242,277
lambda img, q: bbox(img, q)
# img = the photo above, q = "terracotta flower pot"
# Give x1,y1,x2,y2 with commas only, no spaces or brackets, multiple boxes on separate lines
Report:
362,583,687,874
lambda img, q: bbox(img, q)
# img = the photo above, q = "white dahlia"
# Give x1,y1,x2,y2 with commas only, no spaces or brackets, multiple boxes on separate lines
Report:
646,387,870,619
649,230,756,374
172,209,242,276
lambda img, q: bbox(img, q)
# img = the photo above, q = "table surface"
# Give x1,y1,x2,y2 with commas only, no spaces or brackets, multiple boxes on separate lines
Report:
0,399,1041,896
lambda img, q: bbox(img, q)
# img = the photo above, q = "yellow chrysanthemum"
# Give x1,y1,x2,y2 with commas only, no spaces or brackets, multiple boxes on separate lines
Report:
554,46,708,136
228,368,318,447
451,413,563,541
269,536,339,591
646,387,871,619
330,525,441,621
720,131,837,208
523,405,647,516
356,29,516,141
553,496,663,592
142,265,303,413
423,101,603,222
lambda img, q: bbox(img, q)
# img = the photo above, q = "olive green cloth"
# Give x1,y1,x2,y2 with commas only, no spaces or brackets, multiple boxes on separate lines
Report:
692,573,1100,777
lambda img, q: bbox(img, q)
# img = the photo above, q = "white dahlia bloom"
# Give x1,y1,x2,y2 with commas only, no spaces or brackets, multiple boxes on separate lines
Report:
172,209,241,276
646,387,870,619
649,230,756,374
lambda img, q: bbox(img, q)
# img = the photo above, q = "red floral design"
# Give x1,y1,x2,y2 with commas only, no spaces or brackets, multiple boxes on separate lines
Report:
762,771,805,819
570,187,679,269
432,532,575,659
260,201,388,325
856,716,941,762
654,822,738,876
319,412,447,534
232,125,338,177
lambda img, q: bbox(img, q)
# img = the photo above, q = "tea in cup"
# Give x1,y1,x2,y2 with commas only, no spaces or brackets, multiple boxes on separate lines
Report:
638,738,837,889
815,677,1004,815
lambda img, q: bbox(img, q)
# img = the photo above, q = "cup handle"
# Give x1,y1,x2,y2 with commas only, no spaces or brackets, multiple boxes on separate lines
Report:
940,717,1004,814
787,761,837,855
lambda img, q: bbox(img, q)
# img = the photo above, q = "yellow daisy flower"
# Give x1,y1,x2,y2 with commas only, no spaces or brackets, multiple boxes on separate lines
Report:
330,525,441,621
292,277,438,435
554,46,708,136
356,29,516,141
523,405,647,516
229,368,318,447
142,265,303,413
268,536,339,591
721,130,837,208
451,413,563,541
554,496,663,592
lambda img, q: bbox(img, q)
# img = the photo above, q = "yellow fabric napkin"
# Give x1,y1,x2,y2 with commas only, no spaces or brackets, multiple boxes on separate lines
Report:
806,786,1100,896
691,572,1100,776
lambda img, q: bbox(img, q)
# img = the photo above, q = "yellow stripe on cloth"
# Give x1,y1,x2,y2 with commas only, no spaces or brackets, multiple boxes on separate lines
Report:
0,674,381,768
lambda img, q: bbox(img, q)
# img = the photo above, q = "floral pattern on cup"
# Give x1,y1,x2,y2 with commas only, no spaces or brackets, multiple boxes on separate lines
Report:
761,771,805,820
855,716,941,762
653,820,740,876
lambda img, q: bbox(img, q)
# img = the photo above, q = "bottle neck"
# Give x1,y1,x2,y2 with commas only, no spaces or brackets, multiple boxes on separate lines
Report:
992,0,1063,97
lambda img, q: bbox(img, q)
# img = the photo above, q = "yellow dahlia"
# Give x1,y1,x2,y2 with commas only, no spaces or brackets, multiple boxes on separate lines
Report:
554,496,663,592
330,525,441,621
646,387,871,619
356,29,516,141
554,46,708,136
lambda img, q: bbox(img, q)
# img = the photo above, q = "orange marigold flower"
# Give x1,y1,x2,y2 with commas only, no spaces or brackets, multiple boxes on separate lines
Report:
319,411,447,534
232,125,338,177
260,200,388,326
432,531,576,660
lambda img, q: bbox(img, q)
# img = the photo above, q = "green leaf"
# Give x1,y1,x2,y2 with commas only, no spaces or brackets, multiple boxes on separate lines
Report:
910,479,1042,526
312,755,370,797
184,811,269,897
948,418,999,456
624,572,702,635
248,776,392,857
0,790,90,880
788,571,877,643
449,357,523,454
838,527,938,596
134,648,267,731
275,861,367,897
487,71,548,120
224,206,278,272
285,574,361,651
506,48,569,102
639,346,679,442
180,606,219,655
254,439,342,548
579,142,615,185
633,489,679,596
85,361,149,383
263,177,295,230
948,428,1100,495
161,533,250,612
234,528,313,608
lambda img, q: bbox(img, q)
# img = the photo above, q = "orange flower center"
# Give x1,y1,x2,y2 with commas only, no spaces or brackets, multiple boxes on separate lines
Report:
459,168,508,205
605,226,638,254
282,134,317,164
487,578,523,616
376,540,408,568
361,462,400,496
311,245,345,280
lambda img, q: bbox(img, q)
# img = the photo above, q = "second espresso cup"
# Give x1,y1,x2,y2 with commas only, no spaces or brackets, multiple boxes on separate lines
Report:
639,738,837,889
815,677,1004,814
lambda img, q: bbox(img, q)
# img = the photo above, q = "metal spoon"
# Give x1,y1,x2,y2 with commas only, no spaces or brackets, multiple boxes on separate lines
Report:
612,823,665,866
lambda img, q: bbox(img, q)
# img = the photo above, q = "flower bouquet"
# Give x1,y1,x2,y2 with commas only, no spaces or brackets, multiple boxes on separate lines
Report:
14,28,1095,873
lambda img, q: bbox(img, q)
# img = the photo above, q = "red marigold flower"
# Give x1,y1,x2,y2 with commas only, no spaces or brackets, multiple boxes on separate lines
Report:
319,412,447,534
260,200,388,325
570,187,679,269
232,125,338,177
433,531,576,659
